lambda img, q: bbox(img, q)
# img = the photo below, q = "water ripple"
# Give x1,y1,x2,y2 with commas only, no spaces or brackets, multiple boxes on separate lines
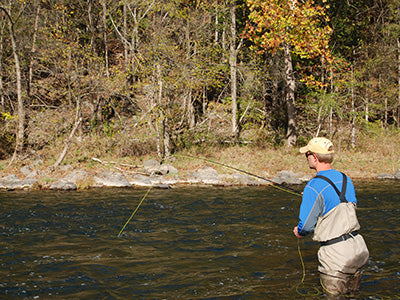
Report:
0,184,399,298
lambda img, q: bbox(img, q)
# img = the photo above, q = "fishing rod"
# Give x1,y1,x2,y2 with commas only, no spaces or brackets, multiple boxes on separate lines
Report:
174,154,302,197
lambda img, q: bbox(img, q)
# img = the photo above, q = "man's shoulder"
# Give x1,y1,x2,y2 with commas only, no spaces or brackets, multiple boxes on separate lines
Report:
308,170,340,189
314,169,345,181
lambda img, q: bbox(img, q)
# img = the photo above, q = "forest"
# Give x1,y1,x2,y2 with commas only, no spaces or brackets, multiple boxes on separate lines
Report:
1,0,400,166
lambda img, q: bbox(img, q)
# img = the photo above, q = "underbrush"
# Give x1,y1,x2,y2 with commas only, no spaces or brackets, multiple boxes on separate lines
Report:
0,115,399,179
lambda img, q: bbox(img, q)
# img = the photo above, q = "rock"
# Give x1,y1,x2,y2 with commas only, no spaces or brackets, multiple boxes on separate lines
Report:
49,180,77,190
298,174,312,182
20,165,38,179
129,174,174,188
20,166,33,176
158,175,180,185
27,170,38,179
193,167,222,185
143,159,161,175
153,184,171,189
0,174,37,190
160,164,178,175
129,174,153,186
183,175,202,184
94,170,132,187
272,170,303,185
59,165,74,172
62,170,89,183
394,170,400,179
377,173,395,179
221,172,265,186
49,170,90,190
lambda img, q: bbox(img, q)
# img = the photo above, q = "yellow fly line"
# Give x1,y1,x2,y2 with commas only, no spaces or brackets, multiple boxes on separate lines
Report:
116,155,324,297
117,185,153,238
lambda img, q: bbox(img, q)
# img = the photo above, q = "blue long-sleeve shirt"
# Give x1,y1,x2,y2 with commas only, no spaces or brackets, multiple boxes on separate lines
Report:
297,169,357,236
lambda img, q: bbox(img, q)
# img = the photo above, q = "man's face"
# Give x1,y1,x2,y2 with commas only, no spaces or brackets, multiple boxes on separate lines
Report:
305,151,317,170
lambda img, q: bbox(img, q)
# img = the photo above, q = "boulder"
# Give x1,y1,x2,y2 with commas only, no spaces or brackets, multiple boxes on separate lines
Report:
377,173,395,179
153,184,171,189
272,170,303,185
129,174,153,186
20,166,33,176
221,172,265,186
49,170,89,190
94,170,132,187
59,165,74,172
0,175,37,190
20,165,39,179
26,170,39,179
193,167,222,185
143,159,161,175
62,170,89,183
49,180,77,190
160,164,178,175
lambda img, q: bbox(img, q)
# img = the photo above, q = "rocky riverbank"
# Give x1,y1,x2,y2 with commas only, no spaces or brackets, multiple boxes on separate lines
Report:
1,157,400,191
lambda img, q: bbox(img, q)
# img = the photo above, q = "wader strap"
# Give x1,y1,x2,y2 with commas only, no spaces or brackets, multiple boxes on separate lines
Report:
320,231,358,246
314,172,348,203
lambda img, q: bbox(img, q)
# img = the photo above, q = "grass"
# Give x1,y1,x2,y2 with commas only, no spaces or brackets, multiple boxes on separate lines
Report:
0,127,399,181
172,140,399,180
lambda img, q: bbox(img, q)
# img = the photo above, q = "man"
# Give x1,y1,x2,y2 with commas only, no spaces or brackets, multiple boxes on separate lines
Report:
293,137,369,297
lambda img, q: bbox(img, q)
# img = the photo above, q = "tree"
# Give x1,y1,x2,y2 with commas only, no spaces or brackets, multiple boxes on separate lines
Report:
0,1,26,164
245,0,332,146
229,1,240,140
28,0,41,98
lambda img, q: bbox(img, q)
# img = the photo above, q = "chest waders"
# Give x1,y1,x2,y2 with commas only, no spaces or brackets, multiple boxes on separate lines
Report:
313,173,369,295
314,172,358,246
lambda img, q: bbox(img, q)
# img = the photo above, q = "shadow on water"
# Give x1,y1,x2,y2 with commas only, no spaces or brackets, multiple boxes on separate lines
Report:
0,181,399,299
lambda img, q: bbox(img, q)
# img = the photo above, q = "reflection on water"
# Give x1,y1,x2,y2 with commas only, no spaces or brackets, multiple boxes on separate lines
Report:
0,181,399,299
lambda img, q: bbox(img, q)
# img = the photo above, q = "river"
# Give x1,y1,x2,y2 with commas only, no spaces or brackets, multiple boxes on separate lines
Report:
0,180,399,299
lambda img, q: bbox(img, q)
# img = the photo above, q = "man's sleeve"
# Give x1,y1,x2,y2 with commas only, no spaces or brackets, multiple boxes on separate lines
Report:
297,183,325,236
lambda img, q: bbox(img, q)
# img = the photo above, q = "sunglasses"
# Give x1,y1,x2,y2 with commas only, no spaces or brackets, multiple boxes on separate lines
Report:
305,152,314,158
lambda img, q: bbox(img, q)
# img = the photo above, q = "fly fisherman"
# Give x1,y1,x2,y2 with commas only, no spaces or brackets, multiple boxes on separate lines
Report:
293,137,369,297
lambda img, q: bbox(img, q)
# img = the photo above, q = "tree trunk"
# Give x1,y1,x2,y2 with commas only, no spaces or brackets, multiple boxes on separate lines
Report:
215,12,219,45
123,3,128,66
184,20,195,129
156,62,163,159
187,89,196,129
229,3,239,141
87,0,95,50
52,117,82,170
384,98,388,128
163,97,171,159
397,4,400,128
1,5,25,164
283,43,297,146
28,1,40,98
351,66,356,148
101,0,109,78
0,21,5,109
397,37,400,128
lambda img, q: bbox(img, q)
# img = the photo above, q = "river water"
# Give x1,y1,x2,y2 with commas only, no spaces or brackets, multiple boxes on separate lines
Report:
0,181,399,299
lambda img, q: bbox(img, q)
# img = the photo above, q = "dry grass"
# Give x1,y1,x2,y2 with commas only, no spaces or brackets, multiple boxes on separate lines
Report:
172,130,400,179
0,127,399,180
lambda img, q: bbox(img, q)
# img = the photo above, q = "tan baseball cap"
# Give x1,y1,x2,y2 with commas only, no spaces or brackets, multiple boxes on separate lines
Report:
299,137,334,154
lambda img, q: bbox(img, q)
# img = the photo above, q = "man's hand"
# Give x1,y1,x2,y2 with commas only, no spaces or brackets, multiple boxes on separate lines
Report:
293,226,304,238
